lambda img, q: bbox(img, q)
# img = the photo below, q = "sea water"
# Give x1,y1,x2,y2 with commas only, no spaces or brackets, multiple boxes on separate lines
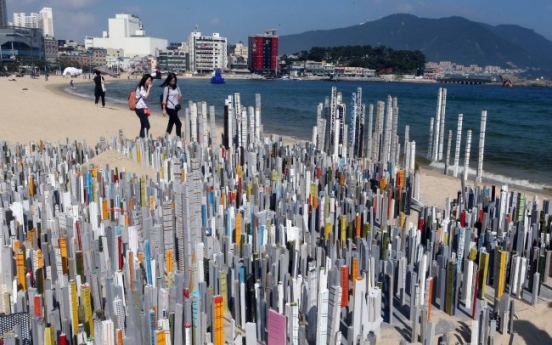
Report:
70,78,552,191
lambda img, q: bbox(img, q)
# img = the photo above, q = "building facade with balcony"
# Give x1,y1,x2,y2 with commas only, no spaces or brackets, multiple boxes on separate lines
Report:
44,36,57,62
158,50,189,73
188,29,227,74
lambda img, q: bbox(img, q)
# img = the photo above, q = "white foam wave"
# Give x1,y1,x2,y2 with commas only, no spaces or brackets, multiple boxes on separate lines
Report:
428,161,552,191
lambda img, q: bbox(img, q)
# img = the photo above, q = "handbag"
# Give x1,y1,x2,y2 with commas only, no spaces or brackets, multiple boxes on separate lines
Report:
167,87,182,111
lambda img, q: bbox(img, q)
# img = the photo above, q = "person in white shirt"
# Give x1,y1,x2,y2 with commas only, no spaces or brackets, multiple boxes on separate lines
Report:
135,73,153,138
160,72,183,137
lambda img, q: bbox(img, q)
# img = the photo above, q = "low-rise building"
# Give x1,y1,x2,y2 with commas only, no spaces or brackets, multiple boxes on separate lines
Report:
85,14,167,58
158,50,189,73
43,36,57,62
0,26,44,60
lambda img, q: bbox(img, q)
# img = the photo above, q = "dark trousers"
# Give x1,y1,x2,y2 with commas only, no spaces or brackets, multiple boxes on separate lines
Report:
95,90,105,106
135,108,150,138
166,108,182,137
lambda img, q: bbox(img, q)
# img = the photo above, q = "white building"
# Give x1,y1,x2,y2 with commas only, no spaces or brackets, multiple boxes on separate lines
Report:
13,12,39,28
39,7,54,38
85,14,167,58
12,8,54,37
188,28,227,74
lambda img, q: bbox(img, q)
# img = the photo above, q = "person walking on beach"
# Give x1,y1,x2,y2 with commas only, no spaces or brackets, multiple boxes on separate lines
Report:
93,71,106,107
160,72,183,137
135,73,153,138
70,79,74,91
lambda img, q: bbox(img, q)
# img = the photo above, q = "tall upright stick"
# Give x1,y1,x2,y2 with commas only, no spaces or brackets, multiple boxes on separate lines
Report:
476,110,487,183
383,96,393,163
438,88,447,161
453,114,463,177
428,118,434,160
432,88,443,161
391,101,399,166
367,104,374,161
404,125,410,168
445,130,452,175
410,141,416,172
463,129,472,182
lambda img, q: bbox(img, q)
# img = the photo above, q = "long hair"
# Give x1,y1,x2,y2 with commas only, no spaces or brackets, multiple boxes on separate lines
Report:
160,72,178,90
137,73,152,89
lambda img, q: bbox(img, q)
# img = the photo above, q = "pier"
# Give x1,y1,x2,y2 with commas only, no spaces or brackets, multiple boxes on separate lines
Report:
437,75,493,85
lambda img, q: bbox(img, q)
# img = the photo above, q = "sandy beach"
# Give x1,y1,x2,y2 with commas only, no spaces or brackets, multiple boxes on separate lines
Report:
1,73,551,344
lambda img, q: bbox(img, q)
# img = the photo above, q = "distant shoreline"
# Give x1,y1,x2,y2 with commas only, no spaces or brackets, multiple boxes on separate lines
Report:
10,71,551,87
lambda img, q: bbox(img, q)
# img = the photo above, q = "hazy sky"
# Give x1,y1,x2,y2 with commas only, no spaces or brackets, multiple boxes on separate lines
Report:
7,0,552,44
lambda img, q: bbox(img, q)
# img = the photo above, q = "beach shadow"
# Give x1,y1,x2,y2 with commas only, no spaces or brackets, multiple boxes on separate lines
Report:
456,301,473,319
394,325,411,342
514,320,552,343
455,320,471,343
392,310,412,332
393,296,411,319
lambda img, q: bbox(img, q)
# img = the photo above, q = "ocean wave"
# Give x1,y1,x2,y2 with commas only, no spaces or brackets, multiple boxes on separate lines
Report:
428,161,552,192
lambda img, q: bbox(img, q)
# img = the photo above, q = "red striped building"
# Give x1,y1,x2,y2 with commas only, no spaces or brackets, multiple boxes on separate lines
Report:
248,30,278,75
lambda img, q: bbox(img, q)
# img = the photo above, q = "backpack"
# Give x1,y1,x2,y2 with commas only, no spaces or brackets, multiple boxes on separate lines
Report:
128,89,139,110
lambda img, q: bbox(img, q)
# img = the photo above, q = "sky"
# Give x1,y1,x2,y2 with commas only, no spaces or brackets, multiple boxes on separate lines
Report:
7,0,552,44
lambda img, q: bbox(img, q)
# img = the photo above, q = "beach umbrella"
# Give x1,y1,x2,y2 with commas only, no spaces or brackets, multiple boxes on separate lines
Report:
92,65,117,76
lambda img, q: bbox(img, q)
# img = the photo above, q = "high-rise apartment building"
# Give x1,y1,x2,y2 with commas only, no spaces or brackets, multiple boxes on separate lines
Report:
12,8,54,38
248,29,278,75
13,12,39,28
39,7,54,37
0,0,7,26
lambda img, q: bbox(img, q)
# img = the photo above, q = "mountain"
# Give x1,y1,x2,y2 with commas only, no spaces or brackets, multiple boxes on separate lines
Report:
278,14,552,76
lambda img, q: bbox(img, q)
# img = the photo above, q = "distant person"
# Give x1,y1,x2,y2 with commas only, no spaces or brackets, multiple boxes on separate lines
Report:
70,79,74,91
45,72,49,81
93,71,106,107
134,73,153,138
160,72,183,137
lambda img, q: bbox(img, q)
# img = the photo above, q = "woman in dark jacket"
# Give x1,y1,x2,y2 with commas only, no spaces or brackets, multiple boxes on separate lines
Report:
93,71,106,107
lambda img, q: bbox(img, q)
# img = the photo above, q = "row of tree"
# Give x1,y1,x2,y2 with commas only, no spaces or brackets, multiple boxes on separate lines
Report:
285,45,427,75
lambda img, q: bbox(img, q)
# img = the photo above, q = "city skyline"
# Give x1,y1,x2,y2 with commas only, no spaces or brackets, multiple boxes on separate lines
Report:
5,0,552,45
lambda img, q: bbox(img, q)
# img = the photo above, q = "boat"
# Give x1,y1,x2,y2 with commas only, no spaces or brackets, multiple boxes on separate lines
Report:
211,69,225,84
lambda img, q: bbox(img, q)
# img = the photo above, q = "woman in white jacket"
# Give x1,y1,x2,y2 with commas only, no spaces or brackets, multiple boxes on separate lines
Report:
135,73,153,138
160,72,183,137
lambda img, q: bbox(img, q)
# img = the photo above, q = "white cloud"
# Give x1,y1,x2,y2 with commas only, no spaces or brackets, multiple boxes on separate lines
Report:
210,18,222,25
